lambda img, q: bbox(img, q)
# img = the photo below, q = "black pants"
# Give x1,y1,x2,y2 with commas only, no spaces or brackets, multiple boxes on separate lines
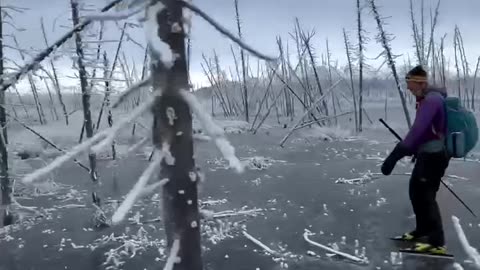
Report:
409,150,449,246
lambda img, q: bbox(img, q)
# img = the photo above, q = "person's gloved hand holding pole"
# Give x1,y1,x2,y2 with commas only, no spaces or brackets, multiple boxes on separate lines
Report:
381,143,411,175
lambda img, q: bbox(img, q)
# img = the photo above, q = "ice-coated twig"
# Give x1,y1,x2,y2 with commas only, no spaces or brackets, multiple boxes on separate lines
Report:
279,79,342,147
83,0,148,21
20,132,109,184
0,0,124,92
179,0,277,62
112,76,152,108
127,137,150,154
242,231,279,256
140,179,168,197
111,151,167,225
303,230,368,264
92,99,154,154
452,216,480,268
212,208,263,219
21,100,152,184
163,238,180,270
180,90,244,173
0,105,90,172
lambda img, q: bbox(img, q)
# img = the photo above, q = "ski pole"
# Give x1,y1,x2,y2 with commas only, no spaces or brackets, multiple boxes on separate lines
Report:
378,118,477,218
379,118,417,163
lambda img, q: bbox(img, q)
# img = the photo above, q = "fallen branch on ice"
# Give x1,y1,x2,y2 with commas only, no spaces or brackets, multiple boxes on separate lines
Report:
452,216,480,268
303,230,368,264
243,231,280,256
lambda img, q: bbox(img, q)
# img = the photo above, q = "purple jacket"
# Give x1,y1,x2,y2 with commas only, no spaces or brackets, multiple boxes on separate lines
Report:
402,87,447,153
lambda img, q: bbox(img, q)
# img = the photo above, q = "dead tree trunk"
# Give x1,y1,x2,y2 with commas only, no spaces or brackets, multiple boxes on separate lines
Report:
43,80,59,121
41,18,69,125
357,0,365,132
12,36,46,124
148,1,202,269
13,86,29,118
472,56,480,111
0,5,12,226
234,0,249,122
96,23,126,131
102,52,116,160
370,0,412,128
70,0,98,199
343,29,358,132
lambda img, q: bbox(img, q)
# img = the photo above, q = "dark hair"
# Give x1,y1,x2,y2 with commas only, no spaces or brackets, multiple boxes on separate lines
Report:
407,65,427,77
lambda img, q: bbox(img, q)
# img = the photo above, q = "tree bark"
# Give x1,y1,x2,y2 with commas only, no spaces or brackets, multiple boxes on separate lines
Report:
0,6,12,226
70,0,98,197
148,1,202,269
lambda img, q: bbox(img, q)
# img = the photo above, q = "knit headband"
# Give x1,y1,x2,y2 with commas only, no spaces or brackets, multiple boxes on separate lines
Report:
405,75,427,82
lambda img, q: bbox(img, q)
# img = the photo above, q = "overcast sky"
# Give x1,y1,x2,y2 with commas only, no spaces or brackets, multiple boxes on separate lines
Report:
4,0,480,89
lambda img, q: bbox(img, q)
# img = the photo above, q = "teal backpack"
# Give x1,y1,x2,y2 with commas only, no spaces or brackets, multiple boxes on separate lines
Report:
443,97,479,158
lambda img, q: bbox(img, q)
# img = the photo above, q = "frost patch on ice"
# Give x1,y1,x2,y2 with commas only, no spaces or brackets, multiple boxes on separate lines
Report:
207,156,286,171
335,171,380,185
242,156,286,170
203,219,241,245
88,227,167,270
200,199,227,207
390,252,403,266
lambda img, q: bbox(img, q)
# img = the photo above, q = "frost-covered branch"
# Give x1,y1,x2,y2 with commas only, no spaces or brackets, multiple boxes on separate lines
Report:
279,80,342,147
21,100,152,184
0,0,124,92
111,151,168,225
1,107,89,172
20,131,107,184
452,216,480,268
112,76,151,108
179,0,277,62
83,0,148,21
91,99,154,154
181,90,244,173
163,238,180,270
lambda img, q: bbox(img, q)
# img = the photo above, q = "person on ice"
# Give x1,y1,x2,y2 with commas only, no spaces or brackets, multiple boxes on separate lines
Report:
381,65,450,255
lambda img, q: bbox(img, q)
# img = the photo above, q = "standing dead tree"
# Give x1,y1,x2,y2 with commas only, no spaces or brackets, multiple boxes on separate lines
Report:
453,29,462,103
343,28,359,132
234,0,249,122
356,0,366,132
0,0,123,92
12,37,47,125
454,27,470,107
40,18,69,125
369,0,412,128
0,0,123,229
472,56,480,111
0,4,11,227
16,0,275,267
70,0,100,213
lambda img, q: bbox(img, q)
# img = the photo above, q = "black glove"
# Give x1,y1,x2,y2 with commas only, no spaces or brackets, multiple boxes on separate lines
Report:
381,143,412,175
